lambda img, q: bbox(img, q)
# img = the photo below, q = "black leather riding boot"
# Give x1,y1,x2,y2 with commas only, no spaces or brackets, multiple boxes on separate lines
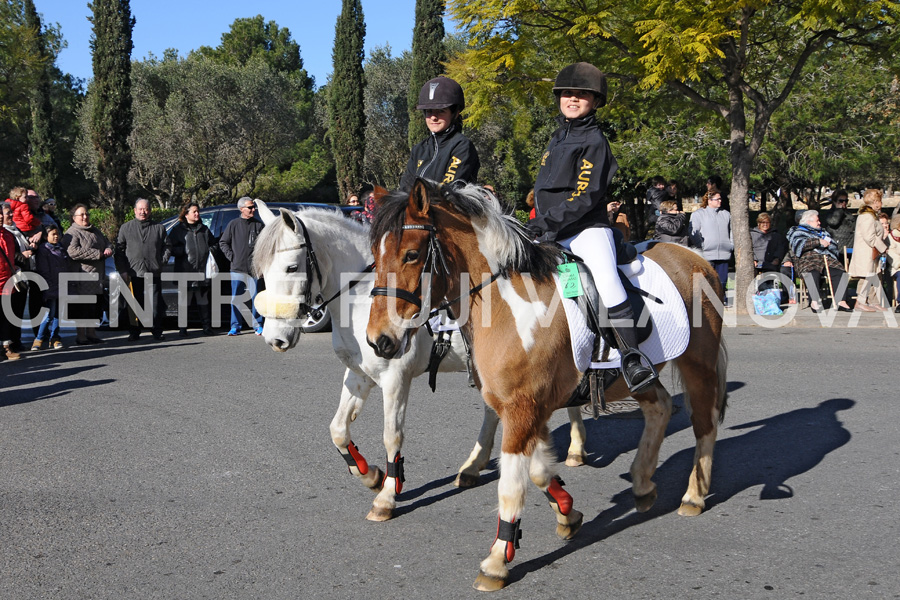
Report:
608,301,657,394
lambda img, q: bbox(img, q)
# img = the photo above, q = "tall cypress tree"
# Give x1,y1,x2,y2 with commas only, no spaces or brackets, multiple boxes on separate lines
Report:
23,0,58,199
329,0,366,202
407,0,445,148
88,0,134,227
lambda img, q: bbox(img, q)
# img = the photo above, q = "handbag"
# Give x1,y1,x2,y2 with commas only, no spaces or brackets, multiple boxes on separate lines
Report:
1,248,28,293
872,246,881,260
205,252,219,279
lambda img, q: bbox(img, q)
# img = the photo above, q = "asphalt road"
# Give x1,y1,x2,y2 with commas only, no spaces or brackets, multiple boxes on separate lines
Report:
1,325,898,599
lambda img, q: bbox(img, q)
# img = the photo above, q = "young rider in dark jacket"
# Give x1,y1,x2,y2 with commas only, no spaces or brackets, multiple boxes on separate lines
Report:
528,62,656,394
399,76,480,191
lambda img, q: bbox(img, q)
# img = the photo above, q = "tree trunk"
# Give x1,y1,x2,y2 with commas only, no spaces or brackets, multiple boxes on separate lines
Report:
730,153,756,315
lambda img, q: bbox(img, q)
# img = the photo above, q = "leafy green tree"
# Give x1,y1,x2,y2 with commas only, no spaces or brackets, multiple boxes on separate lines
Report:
329,0,366,202
407,0,446,148
88,0,134,227
23,0,58,198
195,16,325,202
77,54,305,207
0,0,58,191
448,0,900,312
363,45,413,189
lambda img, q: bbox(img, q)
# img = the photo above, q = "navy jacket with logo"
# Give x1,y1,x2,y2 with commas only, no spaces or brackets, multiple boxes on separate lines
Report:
399,125,480,191
530,113,617,243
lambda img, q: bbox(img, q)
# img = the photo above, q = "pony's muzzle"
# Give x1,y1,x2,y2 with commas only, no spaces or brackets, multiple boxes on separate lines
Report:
367,333,401,359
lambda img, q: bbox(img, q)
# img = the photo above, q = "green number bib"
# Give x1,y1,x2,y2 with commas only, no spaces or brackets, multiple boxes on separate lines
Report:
558,262,583,298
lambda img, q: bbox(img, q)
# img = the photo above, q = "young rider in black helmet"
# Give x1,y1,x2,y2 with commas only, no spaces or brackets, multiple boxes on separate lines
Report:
528,62,657,394
399,76,480,191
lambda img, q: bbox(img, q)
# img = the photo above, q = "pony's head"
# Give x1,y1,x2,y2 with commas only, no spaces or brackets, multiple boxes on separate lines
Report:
365,179,556,359
253,201,367,351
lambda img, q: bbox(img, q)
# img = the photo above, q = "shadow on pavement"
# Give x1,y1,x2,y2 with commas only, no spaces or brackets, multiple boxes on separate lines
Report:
506,397,854,587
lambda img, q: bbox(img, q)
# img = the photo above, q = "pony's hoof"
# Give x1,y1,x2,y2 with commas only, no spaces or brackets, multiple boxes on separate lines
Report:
565,453,585,467
366,505,393,521
473,570,507,592
677,502,703,517
362,466,384,493
556,509,583,540
634,488,658,513
454,472,480,488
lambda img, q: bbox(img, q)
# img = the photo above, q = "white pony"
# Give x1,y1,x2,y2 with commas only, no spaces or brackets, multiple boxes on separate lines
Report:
252,200,588,520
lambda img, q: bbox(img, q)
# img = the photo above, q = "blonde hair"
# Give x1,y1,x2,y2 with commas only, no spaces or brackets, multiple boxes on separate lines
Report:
659,200,677,212
862,188,883,207
8,186,26,201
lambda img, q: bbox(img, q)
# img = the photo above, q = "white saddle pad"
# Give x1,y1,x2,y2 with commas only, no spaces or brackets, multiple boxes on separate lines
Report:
556,254,690,372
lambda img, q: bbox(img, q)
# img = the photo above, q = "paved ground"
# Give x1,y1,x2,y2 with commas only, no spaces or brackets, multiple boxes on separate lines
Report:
1,323,898,599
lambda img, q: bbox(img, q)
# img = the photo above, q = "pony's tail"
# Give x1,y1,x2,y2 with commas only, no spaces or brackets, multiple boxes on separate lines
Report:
715,337,729,423
672,335,728,424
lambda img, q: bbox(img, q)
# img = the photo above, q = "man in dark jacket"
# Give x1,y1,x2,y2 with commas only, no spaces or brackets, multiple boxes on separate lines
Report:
219,197,265,336
116,198,168,341
821,190,856,257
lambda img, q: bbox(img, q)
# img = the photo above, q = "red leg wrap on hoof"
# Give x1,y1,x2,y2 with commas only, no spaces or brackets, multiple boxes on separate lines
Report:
546,477,573,515
492,517,521,563
346,442,369,475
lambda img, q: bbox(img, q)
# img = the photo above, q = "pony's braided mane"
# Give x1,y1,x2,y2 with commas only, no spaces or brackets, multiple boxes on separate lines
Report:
370,179,558,280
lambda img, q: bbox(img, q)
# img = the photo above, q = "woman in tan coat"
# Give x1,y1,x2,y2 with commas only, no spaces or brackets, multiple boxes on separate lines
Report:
848,189,889,311
63,204,114,343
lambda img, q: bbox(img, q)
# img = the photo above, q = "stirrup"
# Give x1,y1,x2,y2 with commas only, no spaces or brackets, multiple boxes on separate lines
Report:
620,348,658,394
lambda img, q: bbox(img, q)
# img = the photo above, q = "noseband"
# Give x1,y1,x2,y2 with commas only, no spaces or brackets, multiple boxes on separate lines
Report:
370,223,450,309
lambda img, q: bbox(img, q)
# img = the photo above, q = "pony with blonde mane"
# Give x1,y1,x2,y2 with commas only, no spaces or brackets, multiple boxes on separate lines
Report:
366,180,728,591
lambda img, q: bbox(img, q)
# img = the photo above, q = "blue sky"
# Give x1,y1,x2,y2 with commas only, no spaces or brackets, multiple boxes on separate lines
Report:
36,0,443,88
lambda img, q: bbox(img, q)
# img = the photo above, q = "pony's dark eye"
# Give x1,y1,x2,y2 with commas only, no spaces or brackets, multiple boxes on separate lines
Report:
404,250,420,263
286,264,299,273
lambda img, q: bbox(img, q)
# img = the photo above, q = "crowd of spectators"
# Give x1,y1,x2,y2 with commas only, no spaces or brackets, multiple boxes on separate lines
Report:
0,190,275,364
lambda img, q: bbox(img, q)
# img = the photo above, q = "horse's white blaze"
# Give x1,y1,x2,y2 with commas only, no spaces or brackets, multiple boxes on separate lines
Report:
496,277,547,352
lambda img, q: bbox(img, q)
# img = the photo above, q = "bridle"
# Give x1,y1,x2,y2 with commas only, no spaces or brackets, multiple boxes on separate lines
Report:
370,223,450,310
286,215,324,315
370,216,500,320
268,214,375,324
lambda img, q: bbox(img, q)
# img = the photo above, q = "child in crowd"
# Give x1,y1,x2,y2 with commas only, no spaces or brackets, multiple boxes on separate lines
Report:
653,200,690,245
33,224,69,350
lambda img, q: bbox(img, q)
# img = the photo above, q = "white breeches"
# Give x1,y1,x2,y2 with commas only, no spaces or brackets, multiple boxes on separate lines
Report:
559,227,628,308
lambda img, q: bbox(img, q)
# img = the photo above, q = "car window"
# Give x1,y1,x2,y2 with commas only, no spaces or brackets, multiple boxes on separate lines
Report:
215,209,241,238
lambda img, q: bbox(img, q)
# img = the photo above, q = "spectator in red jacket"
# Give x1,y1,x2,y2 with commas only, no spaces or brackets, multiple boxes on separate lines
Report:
7,187,42,244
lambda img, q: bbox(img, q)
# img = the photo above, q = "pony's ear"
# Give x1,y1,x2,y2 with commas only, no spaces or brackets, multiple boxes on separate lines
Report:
280,208,301,233
372,185,389,201
409,179,431,216
257,199,276,226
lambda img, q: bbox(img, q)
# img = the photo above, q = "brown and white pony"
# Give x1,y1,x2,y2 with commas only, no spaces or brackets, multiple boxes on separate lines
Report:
365,180,728,591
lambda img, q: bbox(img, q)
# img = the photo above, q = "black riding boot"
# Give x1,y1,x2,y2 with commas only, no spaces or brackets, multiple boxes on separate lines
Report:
608,301,657,394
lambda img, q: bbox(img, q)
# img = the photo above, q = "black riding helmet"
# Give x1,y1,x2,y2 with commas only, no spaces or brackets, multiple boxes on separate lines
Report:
552,62,607,108
416,76,465,111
